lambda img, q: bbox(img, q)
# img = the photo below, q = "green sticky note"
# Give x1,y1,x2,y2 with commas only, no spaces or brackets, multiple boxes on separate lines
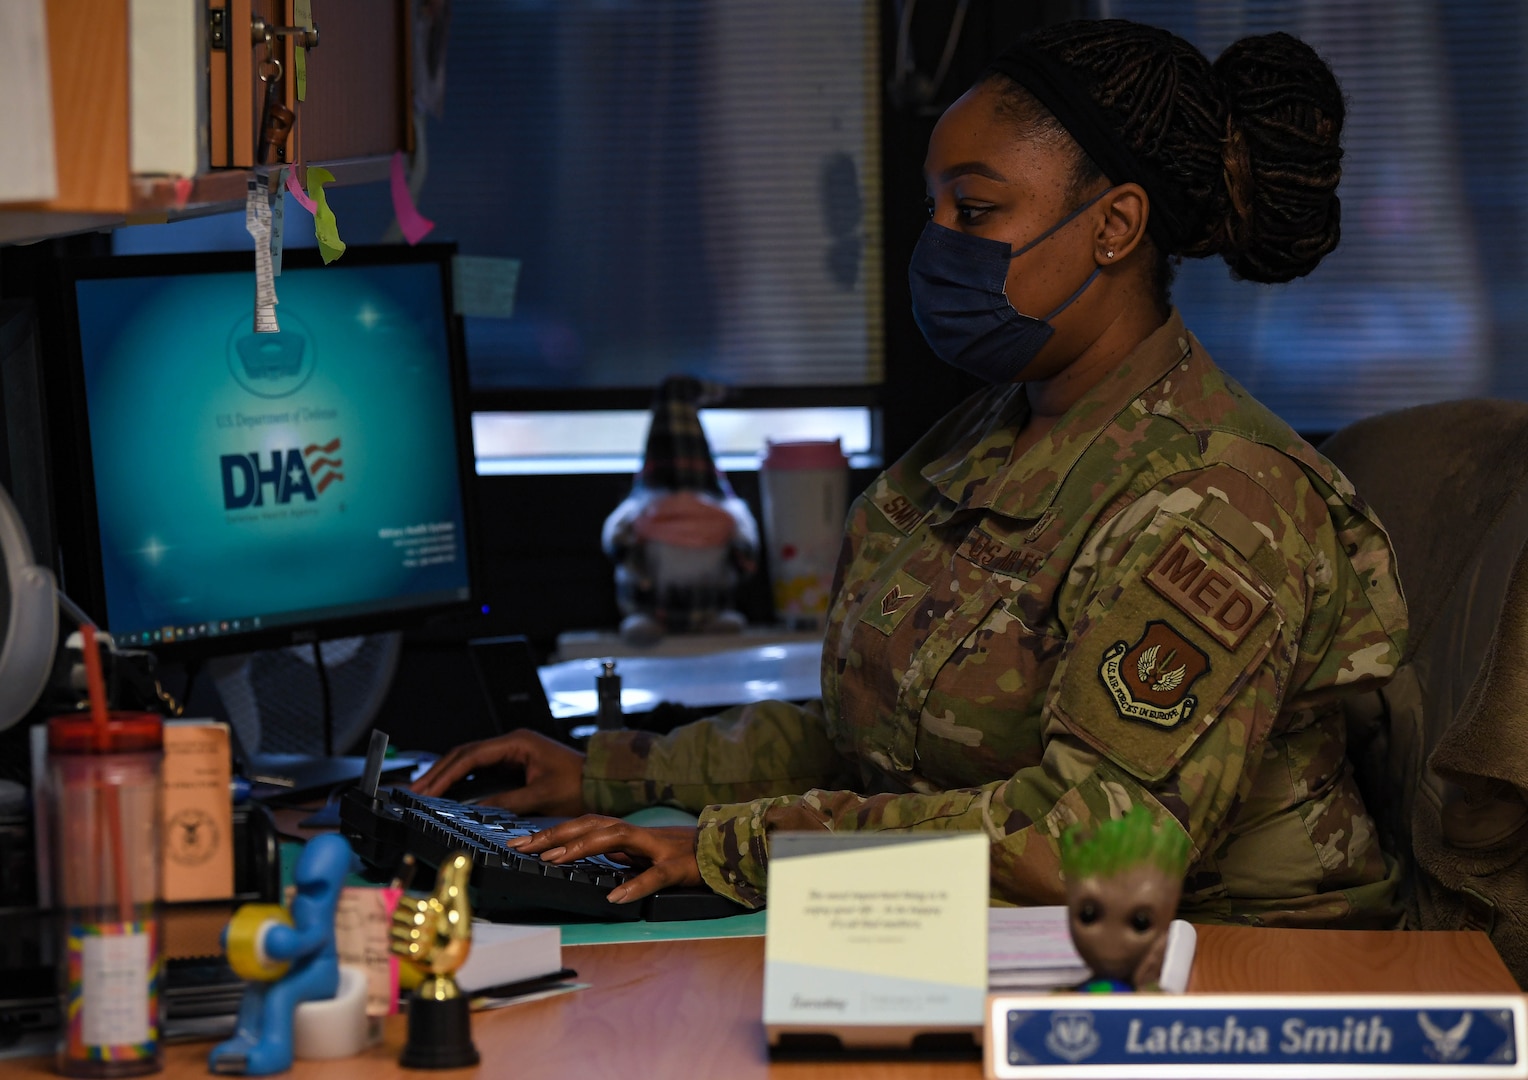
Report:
306,166,346,264
451,255,522,318
294,0,312,101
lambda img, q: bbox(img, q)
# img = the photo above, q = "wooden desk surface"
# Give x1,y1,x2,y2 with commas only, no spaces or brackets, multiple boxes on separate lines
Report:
10,926,1519,1080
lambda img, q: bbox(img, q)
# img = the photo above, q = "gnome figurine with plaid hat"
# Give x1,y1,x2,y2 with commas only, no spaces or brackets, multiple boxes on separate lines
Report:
602,376,760,645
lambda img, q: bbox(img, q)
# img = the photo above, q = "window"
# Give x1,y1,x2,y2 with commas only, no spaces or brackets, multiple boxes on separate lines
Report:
472,404,876,474
420,0,882,391
1090,0,1527,432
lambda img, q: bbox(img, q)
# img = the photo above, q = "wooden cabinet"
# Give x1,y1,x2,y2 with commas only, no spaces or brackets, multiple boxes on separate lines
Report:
295,0,411,163
1,0,412,243
16,0,131,216
208,0,410,169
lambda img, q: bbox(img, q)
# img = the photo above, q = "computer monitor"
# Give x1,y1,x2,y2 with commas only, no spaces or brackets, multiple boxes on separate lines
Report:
46,244,478,659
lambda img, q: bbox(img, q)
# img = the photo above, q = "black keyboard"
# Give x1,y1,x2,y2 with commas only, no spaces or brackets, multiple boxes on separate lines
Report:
339,787,743,922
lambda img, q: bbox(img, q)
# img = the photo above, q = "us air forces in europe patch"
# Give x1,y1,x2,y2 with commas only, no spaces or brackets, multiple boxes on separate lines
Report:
1056,511,1283,784
1099,619,1210,728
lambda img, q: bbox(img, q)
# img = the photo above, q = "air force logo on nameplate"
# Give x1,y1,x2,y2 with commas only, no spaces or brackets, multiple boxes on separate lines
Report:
986,993,1528,1079
1043,1011,1102,1063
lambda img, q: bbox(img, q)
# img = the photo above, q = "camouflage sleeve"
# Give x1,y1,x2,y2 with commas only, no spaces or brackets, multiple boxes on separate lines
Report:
691,464,1404,911
582,698,857,817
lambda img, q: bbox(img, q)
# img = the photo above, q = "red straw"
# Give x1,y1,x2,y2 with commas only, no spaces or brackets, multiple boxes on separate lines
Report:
80,625,110,750
80,625,134,922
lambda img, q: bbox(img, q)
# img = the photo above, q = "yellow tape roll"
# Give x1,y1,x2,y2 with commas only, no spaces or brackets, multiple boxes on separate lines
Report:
226,903,294,982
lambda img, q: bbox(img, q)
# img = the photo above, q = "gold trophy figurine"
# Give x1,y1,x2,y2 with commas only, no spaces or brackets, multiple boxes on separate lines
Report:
390,853,480,1069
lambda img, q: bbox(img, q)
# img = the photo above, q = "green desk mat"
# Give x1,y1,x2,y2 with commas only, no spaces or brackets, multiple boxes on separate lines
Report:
560,910,764,945
282,806,766,945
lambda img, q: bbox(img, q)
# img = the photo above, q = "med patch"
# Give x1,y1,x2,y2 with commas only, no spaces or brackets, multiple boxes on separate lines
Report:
1098,619,1210,729
1050,514,1284,782
1145,530,1270,649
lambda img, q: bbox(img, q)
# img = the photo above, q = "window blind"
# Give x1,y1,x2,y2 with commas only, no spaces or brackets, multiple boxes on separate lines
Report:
1089,0,1526,433
430,0,883,390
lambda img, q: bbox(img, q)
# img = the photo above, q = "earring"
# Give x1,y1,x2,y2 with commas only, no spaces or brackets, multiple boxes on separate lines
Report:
1106,249,1115,259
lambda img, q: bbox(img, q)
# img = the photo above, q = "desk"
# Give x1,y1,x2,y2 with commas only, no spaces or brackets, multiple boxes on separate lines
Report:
540,640,823,720
9,926,1519,1080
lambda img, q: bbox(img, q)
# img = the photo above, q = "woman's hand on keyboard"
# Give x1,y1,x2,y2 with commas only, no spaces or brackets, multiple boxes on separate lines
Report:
507,817,702,904
411,730,587,817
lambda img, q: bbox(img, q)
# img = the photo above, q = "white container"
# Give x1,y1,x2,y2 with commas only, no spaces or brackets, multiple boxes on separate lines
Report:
759,439,849,628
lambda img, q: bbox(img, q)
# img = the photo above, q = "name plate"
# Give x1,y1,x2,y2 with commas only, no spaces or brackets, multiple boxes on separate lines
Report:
764,832,989,1048
986,993,1528,1079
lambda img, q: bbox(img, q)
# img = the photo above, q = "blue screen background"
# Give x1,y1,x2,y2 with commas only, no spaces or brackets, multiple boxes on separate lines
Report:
75,262,470,640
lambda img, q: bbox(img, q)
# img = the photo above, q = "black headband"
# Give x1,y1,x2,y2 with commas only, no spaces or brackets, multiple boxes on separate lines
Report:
985,42,1193,252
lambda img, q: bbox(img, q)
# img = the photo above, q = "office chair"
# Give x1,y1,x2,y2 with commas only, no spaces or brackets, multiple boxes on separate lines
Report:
1321,399,1528,986
208,633,403,757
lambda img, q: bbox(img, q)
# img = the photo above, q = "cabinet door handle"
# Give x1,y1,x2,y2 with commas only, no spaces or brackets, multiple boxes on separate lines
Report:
251,15,320,50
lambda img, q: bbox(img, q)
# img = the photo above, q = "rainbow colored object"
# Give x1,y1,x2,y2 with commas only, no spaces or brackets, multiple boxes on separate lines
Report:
64,918,160,1063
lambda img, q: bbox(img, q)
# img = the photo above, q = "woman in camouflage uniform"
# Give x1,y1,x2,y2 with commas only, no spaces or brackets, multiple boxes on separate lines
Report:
417,20,1408,927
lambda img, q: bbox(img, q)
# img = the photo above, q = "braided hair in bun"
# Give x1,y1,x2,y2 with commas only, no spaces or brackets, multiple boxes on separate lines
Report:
1210,32,1346,282
983,20,1346,301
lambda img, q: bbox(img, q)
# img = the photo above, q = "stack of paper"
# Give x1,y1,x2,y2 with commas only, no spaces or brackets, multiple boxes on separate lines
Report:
129,0,208,177
457,921,564,994
988,906,1093,990
987,906,1197,993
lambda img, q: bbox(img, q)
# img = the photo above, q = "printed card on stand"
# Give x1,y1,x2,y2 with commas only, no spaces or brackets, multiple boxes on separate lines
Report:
764,831,988,1054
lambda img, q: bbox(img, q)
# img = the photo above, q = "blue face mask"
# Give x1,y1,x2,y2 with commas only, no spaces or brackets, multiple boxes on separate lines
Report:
908,193,1106,383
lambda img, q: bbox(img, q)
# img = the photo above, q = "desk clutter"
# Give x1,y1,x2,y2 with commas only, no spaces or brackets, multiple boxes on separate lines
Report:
7,745,1528,1078
764,806,1198,1057
211,835,359,1075
0,609,1520,1076
204,840,572,1074
6,691,576,1075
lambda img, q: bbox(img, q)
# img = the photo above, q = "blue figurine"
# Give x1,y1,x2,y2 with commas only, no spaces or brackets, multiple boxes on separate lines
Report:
209,833,353,1075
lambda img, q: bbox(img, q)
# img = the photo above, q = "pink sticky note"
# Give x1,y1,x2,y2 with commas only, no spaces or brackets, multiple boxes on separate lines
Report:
390,150,435,245
172,177,193,210
286,168,317,215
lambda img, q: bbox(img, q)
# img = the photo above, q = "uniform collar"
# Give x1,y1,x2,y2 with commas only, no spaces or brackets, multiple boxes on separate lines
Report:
922,309,1193,523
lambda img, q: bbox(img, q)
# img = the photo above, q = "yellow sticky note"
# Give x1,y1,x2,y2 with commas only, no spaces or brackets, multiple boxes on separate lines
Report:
306,166,346,264
763,832,989,1034
294,0,313,101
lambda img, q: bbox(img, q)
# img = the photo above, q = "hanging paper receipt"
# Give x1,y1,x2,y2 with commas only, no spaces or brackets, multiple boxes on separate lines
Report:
245,175,279,333
764,832,988,1053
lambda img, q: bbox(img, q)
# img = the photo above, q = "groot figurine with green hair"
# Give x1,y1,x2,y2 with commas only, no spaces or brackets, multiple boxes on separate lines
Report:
1060,805,1191,992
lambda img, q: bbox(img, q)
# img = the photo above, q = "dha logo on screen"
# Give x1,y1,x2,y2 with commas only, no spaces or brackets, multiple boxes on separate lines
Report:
221,438,345,509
